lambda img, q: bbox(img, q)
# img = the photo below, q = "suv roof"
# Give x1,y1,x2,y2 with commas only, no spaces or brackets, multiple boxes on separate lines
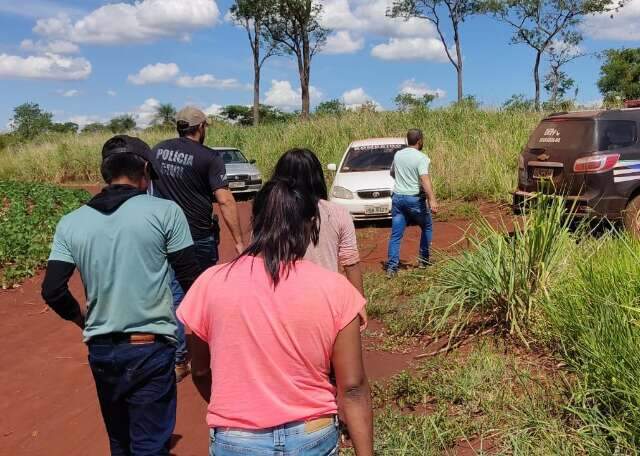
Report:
546,108,640,122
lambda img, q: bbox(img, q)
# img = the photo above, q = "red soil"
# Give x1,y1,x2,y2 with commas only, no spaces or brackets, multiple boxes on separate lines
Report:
0,192,509,455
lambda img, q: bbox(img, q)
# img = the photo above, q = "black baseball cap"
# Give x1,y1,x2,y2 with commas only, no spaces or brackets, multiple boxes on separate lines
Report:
102,135,158,179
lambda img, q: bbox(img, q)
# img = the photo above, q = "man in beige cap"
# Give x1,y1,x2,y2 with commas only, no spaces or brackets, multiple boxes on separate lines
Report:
150,106,244,381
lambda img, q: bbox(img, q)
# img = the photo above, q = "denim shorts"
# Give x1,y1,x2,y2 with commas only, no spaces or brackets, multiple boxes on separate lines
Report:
209,416,340,455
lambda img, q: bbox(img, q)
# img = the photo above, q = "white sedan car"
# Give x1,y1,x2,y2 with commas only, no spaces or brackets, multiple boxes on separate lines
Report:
327,138,406,220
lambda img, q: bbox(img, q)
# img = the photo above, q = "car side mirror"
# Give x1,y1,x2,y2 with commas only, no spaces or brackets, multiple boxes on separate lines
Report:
249,159,256,164
327,163,337,172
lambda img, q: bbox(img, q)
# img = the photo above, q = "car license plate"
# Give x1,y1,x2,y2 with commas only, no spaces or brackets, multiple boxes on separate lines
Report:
229,181,246,189
365,205,389,215
532,168,554,179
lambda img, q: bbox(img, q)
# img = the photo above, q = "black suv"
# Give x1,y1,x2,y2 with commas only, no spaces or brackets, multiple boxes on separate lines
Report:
514,106,640,233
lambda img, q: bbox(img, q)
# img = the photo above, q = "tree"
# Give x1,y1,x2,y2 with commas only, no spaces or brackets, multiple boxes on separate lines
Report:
230,0,278,126
264,0,329,119
489,0,621,110
220,104,294,126
108,115,136,133
389,0,483,102
154,103,176,127
314,99,346,116
394,93,436,112
502,94,535,111
10,103,53,140
82,123,109,134
50,122,79,134
544,36,583,106
598,48,640,104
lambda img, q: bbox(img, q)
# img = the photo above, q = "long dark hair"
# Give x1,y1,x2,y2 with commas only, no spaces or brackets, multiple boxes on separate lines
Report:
272,148,328,202
238,177,320,286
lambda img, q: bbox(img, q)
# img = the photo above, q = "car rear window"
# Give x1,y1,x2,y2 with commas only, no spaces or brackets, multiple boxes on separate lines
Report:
527,119,638,154
527,119,596,153
341,144,405,172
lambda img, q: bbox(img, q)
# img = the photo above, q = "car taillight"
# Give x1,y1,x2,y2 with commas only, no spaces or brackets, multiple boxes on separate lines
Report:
573,154,619,174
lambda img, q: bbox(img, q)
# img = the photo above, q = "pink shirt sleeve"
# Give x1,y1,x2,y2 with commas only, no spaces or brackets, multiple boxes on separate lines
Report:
332,275,366,332
176,271,211,342
336,206,360,267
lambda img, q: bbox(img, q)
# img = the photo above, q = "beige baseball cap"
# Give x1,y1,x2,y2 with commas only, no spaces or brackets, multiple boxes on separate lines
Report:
176,106,209,127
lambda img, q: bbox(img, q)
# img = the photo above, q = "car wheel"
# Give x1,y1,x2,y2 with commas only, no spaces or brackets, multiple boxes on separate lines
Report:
623,195,640,238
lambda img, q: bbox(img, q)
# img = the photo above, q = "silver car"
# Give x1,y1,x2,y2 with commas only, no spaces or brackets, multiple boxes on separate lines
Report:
213,147,263,195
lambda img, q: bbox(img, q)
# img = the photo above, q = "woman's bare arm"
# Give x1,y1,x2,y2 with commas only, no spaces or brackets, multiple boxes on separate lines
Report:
185,328,212,403
332,317,373,455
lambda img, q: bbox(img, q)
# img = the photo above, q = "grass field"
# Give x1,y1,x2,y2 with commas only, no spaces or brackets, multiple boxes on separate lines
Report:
0,108,541,202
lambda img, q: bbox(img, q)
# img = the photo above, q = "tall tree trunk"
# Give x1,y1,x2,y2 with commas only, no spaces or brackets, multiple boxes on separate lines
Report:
534,51,542,111
453,23,463,102
300,35,311,120
252,20,260,126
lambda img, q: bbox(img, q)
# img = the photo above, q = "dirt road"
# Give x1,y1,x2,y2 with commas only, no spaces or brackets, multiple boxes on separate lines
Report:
0,199,509,455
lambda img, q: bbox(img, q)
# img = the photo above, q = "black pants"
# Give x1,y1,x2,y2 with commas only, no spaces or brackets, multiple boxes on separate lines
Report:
88,339,177,456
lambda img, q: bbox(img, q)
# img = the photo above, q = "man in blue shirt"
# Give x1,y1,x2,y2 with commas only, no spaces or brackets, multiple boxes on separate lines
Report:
386,129,439,277
41,135,200,455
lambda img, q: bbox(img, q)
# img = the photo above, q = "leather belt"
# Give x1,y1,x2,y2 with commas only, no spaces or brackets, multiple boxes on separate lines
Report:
89,333,160,345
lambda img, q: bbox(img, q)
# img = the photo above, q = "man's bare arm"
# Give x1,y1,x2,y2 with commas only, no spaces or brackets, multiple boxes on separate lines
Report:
420,175,439,213
214,188,244,254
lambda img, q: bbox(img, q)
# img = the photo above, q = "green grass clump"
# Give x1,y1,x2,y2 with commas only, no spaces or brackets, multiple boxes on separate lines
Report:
0,181,89,287
0,109,540,202
545,236,640,452
423,194,576,346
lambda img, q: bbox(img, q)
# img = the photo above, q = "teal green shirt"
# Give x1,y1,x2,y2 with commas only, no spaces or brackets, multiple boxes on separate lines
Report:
49,195,193,342
392,147,431,196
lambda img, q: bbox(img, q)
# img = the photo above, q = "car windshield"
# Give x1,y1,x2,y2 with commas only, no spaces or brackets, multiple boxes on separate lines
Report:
219,149,248,164
340,144,405,172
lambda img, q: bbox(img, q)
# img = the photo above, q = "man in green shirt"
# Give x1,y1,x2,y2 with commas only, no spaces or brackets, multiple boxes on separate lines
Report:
41,135,200,455
386,129,439,277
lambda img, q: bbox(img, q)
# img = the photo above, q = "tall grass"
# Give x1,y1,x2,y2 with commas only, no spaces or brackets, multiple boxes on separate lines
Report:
0,108,540,201
545,236,640,452
424,194,576,345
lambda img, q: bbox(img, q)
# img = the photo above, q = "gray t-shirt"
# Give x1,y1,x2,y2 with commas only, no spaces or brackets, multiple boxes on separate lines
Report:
49,195,193,342
392,147,430,196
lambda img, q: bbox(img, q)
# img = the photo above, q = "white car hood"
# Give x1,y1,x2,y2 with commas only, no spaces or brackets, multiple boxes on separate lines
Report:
333,170,394,192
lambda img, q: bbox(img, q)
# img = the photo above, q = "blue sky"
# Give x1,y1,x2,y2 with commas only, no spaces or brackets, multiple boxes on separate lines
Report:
0,0,637,130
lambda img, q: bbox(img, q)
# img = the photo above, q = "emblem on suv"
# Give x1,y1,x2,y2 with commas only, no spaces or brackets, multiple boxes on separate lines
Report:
372,191,380,198
538,153,550,161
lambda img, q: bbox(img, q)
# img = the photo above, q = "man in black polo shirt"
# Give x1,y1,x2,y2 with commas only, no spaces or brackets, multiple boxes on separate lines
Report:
151,106,244,381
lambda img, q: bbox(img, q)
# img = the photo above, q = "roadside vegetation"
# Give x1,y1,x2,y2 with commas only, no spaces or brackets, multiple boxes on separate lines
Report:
0,108,540,202
361,195,640,454
0,181,89,288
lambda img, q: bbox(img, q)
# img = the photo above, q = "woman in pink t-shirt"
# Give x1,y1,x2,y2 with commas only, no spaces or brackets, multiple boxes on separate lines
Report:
178,178,373,455
273,148,367,330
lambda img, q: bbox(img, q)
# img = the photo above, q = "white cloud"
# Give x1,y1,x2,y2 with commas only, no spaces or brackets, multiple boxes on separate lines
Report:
128,62,180,85
264,80,322,110
323,31,364,55
107,90,117,97
341,87,383,110
34,0,220,45
400,79,446,99
131,98,161,128
66,115,105,128
583,0,640,40
58,89,80,97
20,39,79,54
176,74,245,90
371,37,450,62
0,52,91,80
204,104,223,116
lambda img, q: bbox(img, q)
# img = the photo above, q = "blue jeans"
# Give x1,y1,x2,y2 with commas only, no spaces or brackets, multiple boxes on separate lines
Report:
386,194,433,272
171,235,219,364
88,340,177,456
209,418,339,456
